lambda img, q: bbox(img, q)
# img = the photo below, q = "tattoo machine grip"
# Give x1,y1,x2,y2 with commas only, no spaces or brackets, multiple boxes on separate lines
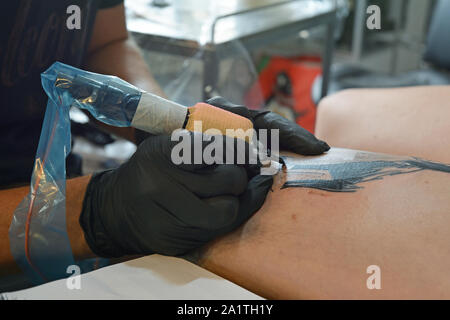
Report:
130,92,254,140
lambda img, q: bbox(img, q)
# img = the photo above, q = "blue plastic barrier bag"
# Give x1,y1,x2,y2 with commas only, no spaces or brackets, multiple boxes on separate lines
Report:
9,62,143,284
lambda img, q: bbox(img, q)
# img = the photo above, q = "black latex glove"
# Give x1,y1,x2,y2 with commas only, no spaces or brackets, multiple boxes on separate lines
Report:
207,96,330,155
80,132,273,258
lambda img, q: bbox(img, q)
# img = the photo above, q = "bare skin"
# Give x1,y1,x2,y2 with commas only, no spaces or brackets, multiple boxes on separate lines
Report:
0,175,94,277
315,86,450,163
199,86,450,299
198,149,450,299
83,3,165,143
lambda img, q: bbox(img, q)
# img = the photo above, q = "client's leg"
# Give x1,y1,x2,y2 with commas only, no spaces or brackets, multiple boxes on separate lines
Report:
198,148,450,299
315,86,450,163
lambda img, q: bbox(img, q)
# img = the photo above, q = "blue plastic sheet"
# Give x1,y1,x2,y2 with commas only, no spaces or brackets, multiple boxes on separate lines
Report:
9,62,143,284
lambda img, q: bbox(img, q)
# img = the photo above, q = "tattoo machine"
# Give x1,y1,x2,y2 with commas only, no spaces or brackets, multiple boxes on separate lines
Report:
9,62,253,284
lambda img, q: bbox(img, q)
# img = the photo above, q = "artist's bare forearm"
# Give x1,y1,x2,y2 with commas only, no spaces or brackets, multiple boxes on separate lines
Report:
84,38,164,96
80,3,165,143
82,38,165,143
84,3,163,96
0,176,95,276
65,175,96,261
0,185,28,276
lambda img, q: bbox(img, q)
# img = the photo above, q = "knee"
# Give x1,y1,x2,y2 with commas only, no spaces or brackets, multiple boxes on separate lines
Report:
315,89,360,141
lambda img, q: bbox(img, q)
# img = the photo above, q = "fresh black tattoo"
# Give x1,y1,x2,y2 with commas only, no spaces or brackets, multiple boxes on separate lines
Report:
281,149,450,193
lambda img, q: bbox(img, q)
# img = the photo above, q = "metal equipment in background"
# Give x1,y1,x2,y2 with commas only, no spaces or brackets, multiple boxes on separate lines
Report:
311,0,450,104
125,0,339,101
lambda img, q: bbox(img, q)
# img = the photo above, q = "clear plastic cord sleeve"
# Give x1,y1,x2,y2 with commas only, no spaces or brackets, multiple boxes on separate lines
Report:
8,62,144,284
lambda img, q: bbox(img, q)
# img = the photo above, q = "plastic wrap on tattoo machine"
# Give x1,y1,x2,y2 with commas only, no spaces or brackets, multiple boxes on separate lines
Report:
48,62,142,127
8,62,144,284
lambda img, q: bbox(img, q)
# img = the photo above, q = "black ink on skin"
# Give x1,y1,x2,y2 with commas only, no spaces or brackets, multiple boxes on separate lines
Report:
281,157,450,192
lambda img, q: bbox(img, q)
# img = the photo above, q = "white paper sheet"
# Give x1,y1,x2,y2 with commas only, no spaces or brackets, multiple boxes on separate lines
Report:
1,255,262,300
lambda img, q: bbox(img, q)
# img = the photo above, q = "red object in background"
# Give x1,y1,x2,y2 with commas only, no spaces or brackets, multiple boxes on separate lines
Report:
245,56,322,134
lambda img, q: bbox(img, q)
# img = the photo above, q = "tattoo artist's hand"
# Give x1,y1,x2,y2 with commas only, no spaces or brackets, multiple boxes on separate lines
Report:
207,96,330,155
80,132,273,258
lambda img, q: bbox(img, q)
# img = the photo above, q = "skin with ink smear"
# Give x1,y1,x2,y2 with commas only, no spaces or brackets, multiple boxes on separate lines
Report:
280,148,450,192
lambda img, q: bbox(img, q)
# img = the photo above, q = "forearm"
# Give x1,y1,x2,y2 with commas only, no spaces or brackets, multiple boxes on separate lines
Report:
83,38,165,143
0,176,95,276
0,185,28,275
65,175,96,261
84,38,164,96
